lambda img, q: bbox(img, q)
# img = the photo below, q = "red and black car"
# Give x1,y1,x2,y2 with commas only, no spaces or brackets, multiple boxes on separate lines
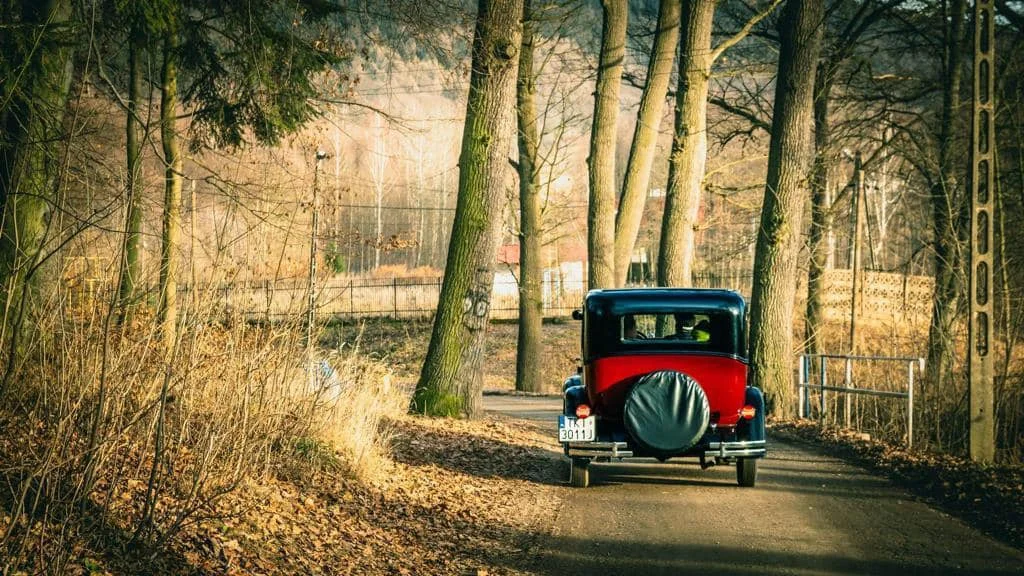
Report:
560,288,766,488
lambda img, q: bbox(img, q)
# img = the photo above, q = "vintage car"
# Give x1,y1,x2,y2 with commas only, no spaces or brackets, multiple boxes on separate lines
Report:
559,288,766,488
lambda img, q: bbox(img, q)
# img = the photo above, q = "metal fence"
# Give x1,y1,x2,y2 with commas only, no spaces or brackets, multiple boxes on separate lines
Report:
797,353,924,447
67,270,754,322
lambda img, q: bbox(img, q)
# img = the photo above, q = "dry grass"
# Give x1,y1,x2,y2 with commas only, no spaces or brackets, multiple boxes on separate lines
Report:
0,290,404,572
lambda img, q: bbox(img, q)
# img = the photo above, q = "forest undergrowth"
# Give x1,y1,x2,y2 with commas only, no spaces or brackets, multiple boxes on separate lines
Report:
0,297,561,574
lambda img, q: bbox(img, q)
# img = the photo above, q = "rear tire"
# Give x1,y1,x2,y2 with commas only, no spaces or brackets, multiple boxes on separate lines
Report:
570,457,590,488
736,457,757,487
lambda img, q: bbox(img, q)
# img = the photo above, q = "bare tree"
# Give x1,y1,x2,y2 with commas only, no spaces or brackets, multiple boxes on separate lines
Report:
746,0,824,415
158,26,183,353
118,21,146,323
370,114,389,270
657,0,781,290
804,0,906,354
0,0,75,332
412,0,523,417
515,0,543,393
588,0,627,290
613,0,680,286
926,0,968,400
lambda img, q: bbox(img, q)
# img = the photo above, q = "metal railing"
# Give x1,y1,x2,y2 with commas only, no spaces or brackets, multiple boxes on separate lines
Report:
797,353,924,447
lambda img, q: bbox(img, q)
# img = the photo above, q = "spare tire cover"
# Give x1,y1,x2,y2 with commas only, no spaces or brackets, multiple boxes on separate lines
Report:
624,370,709,454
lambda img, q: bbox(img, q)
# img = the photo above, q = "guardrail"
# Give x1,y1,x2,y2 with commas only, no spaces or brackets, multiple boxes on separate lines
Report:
797,353,924,447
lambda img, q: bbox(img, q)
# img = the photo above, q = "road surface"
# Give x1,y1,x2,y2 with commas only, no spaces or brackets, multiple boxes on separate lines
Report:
484,394,1024,576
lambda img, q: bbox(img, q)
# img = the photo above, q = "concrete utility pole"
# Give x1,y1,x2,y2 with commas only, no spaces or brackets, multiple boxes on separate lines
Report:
848,152,865,355
968,0,995,463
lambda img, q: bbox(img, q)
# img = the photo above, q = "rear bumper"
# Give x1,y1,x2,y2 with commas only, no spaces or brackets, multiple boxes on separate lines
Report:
566,441,633,458
563,438,765,460
704,439,766,458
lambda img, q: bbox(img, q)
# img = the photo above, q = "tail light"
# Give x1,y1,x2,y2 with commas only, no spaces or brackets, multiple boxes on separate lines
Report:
740,405,756,420
575,404,592,419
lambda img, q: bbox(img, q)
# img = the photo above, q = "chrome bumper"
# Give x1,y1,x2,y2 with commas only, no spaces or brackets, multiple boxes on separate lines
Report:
566,441,633,458
704,439,766,458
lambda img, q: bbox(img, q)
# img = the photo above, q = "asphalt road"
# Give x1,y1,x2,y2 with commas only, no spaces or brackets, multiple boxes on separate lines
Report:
484,394,1024,576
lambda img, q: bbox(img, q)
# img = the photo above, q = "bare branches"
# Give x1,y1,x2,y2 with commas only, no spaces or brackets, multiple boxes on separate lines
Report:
710,0,783,63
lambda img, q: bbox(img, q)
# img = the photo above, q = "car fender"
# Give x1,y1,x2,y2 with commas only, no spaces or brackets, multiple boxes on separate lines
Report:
563,382,587,416
740,386,766,443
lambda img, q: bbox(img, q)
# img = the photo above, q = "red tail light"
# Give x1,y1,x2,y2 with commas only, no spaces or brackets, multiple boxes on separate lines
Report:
575,404,592,419
740,405,756,420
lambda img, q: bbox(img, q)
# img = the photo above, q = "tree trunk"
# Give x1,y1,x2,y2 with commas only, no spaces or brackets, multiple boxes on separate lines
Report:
804,69,832,355
515,0,543,393
411,0,523,417
118,32,145,324
0,0,75,322
613,0,680,287
657,0,716,290
926,0,967,400
747,0,824,416
587,0,627,290
158,30,183,353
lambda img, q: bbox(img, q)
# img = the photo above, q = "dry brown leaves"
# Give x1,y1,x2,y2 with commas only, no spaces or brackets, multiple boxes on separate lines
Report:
1,412,563,575
770,419,1024,550
164,414,562,575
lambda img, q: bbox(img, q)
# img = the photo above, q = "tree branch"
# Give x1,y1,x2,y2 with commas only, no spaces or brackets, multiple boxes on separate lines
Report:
708,96,772,134
710,0,784,63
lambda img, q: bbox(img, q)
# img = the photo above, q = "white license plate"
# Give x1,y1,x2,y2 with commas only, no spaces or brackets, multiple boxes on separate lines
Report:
558,415,596,442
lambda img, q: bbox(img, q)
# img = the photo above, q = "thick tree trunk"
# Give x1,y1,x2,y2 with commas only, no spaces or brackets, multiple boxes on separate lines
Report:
657,0,716,290
158,31,183,353
0,0,75,323
747,0,824,416
926,0,967,400
411,0,522,417
118,33,145,324
587,0,627,290
515,0,543,393
804,70,832,355
613,0,680,287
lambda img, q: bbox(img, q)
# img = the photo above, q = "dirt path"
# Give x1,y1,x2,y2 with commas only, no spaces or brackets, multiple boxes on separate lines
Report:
484,395,1024,576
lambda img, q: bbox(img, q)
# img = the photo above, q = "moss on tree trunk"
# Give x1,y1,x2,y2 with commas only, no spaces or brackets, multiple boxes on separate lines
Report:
411,0,523,417
118,32,145,323
0,0,75,325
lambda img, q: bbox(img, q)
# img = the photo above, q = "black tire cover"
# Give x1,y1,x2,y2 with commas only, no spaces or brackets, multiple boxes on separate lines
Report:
624,370,710,454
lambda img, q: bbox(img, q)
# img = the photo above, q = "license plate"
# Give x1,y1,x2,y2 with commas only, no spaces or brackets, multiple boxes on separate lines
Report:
558,415,596,442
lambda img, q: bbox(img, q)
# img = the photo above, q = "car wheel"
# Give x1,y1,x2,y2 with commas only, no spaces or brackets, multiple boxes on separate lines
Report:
570,457,590,488
736,457,757,487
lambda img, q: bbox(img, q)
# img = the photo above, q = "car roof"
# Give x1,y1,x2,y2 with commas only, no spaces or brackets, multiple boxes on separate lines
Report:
584,288,745,317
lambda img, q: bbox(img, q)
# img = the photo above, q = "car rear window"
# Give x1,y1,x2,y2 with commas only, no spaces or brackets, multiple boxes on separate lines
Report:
616,312,737,355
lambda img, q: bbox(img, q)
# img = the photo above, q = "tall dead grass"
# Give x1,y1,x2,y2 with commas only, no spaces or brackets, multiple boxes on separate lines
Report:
0,283,405,572
802,316,1024,462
